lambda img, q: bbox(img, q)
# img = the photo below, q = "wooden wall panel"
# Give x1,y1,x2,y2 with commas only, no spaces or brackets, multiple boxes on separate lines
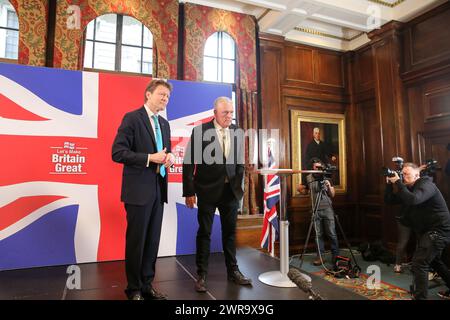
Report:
260,45,283,130
355,46,374,92
362,207,383,242
285,46,314,84
423,82,450,122
407,6,450,68
282,41,345,94
404,1,450,74
317,51,343,88
359,100,382,199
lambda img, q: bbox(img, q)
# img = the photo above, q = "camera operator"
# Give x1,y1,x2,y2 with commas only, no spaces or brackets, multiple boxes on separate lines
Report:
298,157,340,266
386,162,450,300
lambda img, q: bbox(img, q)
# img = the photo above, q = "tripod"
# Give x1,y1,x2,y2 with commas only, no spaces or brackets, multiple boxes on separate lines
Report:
297,174,361,276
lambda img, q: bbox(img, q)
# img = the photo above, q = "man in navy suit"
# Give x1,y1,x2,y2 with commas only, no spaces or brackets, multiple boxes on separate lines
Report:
183,97,252,293
112,79,174,300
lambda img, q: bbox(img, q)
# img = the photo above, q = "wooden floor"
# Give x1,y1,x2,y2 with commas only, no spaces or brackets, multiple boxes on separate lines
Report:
0,247,365,300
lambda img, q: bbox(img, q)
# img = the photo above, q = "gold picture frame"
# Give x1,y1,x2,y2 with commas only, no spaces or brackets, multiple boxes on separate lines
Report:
291,110,347,195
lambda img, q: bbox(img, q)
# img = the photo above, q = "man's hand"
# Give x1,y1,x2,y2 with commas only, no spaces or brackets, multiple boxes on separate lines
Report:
150,148,167,164
387,171,400,184
297,184,308,194
324,179,336,197
164,152,175,168
185,196,197,209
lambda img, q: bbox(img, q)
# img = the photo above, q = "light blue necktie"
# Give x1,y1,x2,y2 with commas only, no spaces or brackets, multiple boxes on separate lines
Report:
152,115,165,177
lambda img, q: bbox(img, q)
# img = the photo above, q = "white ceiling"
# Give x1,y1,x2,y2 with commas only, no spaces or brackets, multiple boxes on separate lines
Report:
180,0,447,51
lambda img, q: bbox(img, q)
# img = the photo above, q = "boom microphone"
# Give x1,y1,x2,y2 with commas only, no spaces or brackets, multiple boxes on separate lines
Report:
288,268,324,300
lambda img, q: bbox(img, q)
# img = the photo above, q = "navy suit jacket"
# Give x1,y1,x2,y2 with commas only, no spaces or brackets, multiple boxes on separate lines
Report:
112,106,171,205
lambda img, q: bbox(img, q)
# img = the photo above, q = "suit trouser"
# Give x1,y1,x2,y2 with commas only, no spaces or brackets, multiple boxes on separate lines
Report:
412,232,450,299
124,180,164,293
196,183,239,276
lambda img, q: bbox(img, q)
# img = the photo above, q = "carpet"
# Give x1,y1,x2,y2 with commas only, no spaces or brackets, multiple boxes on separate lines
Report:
314,270,412,300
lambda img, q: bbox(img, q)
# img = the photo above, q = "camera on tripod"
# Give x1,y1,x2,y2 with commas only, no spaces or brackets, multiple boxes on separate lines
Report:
381,156,404,181
314,163,337,179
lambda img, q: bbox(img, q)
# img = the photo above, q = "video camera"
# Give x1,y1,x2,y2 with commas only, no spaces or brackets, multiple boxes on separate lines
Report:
381,156,404,181
420,159,439,177
314,163,337,178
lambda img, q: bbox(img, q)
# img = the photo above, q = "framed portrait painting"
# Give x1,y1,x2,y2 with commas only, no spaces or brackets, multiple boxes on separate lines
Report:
291,110,347,195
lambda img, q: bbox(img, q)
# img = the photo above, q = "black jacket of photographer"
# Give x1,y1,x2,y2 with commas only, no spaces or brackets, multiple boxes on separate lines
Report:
385,176,450,237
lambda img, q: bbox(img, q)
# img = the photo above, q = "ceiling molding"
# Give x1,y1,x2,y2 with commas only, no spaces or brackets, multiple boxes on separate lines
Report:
294,27,366,42
257,8,271,22
367,0,406,8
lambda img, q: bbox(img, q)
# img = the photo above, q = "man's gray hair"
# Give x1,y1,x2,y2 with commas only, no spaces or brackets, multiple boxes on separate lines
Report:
313,127,320,133
213,96,233,110
403,162,419,170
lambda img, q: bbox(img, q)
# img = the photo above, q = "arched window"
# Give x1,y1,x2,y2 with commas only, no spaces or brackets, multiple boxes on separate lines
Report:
83,14,154,75
0,0,19,60
203,32,238,122
203,32,236,84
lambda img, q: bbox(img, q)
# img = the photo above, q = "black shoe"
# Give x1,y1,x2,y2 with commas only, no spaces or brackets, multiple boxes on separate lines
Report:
142,286,168,300
228,270,252,285
126,291,144,301
195,275,207,293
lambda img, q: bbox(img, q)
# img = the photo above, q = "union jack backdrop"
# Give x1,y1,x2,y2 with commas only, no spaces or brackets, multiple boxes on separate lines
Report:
0,63,231,271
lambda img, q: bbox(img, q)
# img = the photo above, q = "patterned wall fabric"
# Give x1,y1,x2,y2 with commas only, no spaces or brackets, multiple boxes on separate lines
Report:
239,90,259,215
53,0,178,78
9,0,48,66
184,3,257,91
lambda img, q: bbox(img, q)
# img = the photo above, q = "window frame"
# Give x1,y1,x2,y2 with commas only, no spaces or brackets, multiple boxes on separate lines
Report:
202,31,239,124
83,13,154,75
203,31,237,85
0,5,19,61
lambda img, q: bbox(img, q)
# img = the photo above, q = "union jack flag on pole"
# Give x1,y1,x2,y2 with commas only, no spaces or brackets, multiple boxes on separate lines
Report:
260,146,280,256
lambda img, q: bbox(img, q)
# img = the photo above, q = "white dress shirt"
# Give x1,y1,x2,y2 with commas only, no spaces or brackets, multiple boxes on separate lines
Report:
144,104,160,168
213,119,230,159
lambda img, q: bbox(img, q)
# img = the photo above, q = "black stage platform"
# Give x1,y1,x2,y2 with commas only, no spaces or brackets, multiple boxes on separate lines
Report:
0,247,365,300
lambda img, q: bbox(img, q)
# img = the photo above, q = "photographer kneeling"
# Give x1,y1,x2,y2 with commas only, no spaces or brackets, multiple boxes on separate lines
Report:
298,157,340,266
386,162,450,300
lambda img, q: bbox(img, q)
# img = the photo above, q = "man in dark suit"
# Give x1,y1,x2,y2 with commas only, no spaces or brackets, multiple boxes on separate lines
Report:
183,96,252,293
305,127,336,166
112,79,174,300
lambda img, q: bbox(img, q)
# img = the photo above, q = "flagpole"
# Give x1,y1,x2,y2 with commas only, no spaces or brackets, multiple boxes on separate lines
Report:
270,225,275,258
